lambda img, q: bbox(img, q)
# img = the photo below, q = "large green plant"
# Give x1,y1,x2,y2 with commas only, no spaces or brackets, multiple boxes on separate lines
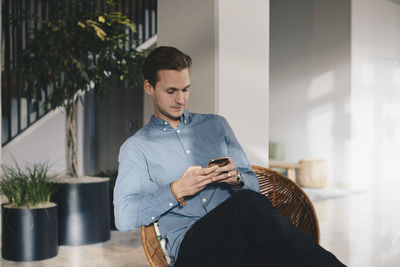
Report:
0,163,58,208
19,0,145,177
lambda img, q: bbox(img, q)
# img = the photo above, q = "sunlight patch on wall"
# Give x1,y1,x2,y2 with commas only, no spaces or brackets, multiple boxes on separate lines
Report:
361,63,375,86
307,102,334,163
350,56,400,188
393,67,400,87
349,97,375,189
380,100,400,181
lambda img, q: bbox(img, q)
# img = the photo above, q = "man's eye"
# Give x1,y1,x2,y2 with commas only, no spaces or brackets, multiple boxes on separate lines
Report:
167,90,174,94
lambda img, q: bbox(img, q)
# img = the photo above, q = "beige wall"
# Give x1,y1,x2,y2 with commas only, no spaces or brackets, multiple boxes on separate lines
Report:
158,0,216,115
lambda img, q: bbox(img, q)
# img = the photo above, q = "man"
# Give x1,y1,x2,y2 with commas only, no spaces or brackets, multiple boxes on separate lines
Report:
114,46,345,267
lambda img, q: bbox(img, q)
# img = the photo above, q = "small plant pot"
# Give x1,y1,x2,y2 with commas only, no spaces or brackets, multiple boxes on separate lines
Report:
51,177,110,245
1,203,58,261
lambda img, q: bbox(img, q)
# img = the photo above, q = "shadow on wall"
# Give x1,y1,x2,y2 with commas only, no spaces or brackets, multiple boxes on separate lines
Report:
269,0,351,187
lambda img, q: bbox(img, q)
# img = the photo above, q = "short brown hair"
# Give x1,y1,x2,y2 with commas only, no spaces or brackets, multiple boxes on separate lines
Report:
142,46,192,87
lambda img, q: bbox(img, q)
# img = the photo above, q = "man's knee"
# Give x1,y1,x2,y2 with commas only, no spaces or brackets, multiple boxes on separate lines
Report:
231,190,279,227
233,189,272,208
235,189,264,199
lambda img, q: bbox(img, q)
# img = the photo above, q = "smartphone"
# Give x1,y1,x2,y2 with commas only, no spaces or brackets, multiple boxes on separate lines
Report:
207,156,229,167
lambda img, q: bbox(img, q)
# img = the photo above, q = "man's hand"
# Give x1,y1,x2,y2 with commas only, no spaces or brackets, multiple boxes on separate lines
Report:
171,165,219,199
211,157,239,185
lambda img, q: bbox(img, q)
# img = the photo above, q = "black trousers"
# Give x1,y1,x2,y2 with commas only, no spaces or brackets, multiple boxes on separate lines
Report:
174,189,346,267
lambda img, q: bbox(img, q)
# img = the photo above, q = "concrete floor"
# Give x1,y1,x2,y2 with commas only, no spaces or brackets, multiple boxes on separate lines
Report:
1,182,400,266
0,230,148,267
314,182,400,267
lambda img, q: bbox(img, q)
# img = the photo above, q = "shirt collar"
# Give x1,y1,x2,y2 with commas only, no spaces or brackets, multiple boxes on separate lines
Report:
149,108,191,129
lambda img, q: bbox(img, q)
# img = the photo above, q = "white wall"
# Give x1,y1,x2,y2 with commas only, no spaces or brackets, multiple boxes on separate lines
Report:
350,0,400,188
270,0,351,186
139,38,157,124
270,0,400,189
158,0,269,166
1,105,85,176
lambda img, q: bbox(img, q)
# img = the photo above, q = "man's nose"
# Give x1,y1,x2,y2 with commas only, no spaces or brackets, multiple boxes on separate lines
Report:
175,91,184,104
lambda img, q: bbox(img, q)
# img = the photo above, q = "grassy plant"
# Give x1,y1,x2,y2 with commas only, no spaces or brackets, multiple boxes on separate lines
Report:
0,163,58,208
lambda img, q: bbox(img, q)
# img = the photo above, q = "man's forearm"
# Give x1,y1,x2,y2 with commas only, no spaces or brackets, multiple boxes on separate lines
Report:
114,183,179,230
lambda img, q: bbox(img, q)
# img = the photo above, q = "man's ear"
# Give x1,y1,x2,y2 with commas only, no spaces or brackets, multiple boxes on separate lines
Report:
144,80,154,96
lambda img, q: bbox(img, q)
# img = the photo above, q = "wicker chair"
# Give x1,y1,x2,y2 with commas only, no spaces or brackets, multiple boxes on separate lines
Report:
141,166,320,267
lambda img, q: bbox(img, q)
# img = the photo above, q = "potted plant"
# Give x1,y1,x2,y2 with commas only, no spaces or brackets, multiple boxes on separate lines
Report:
0,163,58,261
18,0,144,245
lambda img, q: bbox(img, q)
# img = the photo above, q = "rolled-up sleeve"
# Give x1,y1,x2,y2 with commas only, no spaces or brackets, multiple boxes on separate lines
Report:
113,140,178,231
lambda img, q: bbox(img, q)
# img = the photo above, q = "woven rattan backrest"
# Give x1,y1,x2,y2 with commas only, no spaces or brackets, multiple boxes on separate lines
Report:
141,166,320,267
252,165,320,243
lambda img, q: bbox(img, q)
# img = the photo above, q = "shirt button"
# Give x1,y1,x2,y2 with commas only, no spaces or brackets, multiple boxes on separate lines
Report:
186,150,191,154
202,198,207,203
177,130,180,133
169,202,173,207
163,128,166,131
151,216,155,220
164,121,168,125
184,120,187,124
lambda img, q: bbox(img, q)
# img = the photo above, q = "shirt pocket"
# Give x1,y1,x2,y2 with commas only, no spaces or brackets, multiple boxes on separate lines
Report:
194,135,229,166
147,156,188,186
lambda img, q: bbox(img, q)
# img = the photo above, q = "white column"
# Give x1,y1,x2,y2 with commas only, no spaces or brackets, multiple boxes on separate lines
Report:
216,0,269,166
158,0,270,166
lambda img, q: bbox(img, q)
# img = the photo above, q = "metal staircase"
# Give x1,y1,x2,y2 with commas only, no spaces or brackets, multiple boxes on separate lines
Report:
1,0,157,146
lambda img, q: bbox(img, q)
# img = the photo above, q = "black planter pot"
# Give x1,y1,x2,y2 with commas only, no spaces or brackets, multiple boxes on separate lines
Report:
51,177,110,246
1,203,58,261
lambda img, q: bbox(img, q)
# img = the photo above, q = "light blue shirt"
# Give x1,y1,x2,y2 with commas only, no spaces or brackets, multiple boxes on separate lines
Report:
114,109,259,266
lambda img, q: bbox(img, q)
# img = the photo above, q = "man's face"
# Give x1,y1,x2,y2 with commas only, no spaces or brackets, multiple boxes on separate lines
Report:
145,68,190,123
